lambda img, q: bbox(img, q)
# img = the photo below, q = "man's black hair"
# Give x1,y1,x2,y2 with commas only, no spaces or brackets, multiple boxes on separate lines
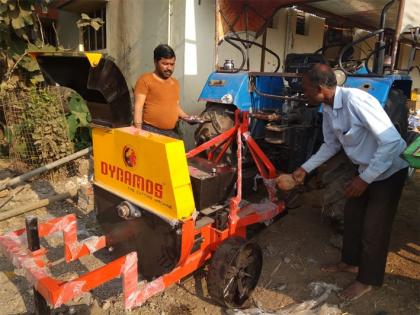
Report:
154,44,176,61
305,63,337,89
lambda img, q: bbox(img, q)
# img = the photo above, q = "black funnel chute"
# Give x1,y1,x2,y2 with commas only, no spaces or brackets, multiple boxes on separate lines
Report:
35,53,132,128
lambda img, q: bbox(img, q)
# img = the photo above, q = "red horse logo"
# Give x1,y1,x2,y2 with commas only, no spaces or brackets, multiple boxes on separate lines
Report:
123,146,137,168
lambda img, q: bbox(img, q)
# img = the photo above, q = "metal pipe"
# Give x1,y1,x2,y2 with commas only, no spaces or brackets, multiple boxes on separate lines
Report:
260,28,267,72
215,0,220,70
0,147,92,191
249,71,303,77
251,83,306,101
380,0,395,41
391,0,406,72
0,190,77,221
245,4,250,71
283,8,292,70
374,0,395,74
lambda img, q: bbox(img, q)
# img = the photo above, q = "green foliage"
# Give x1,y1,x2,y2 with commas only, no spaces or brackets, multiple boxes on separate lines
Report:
65,93,92,151
9,87,74,167
0,0,54,93
76,13,104,31
27,87,74,163
0,1,93,161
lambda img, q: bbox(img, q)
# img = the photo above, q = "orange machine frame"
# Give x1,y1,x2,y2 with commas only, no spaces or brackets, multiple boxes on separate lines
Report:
0,110,284,311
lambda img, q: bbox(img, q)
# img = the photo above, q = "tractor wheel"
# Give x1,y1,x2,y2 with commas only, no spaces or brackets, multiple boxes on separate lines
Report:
207,237,262,308
194,102,236,164
384,88,409,140
320,150,355,231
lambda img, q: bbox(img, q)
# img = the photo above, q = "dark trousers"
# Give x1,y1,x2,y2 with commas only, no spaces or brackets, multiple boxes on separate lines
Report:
142,123,180,139
341,167,407,286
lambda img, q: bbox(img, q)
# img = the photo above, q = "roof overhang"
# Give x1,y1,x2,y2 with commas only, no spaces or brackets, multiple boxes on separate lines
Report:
217,0,420,40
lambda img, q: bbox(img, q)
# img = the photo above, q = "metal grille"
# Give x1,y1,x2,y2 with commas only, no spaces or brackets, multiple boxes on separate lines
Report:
1,87,77,177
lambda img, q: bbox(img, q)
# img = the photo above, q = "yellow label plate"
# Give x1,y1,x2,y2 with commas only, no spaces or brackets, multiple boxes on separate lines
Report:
92,127,195,221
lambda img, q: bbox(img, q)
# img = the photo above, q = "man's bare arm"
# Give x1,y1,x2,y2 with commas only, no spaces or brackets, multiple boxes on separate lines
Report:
133,94,146,129
178,105,189,119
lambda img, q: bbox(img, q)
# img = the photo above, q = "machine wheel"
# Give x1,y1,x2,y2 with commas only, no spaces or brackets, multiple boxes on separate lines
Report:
207,237,262,308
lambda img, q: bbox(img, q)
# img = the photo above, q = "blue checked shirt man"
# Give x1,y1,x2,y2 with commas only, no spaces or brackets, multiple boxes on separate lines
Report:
286,64,408,302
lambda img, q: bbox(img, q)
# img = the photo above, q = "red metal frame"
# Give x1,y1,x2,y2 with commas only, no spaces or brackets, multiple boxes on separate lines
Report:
0,110,284,311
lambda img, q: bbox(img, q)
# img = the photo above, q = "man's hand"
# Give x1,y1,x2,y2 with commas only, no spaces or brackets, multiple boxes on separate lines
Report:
344,176,368,198
292,167,307,185
134,123,142,130
182,115,207,124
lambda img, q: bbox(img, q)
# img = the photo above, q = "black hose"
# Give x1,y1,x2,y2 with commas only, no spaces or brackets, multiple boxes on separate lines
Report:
363,43,389,73
251,81,306,101
224,36,247,73
338,29,385,76
225,36,281,72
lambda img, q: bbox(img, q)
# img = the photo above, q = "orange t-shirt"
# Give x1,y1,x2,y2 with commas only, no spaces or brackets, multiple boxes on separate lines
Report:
134,72,180,130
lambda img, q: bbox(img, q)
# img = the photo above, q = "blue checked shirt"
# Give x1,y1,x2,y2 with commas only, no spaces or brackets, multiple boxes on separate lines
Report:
302,86,408,183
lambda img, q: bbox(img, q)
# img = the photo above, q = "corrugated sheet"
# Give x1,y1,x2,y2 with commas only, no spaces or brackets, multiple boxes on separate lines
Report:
217,0,420,39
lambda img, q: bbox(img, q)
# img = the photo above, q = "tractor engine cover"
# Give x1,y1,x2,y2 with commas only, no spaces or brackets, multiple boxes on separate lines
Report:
94,185,181,280
188,157,236,211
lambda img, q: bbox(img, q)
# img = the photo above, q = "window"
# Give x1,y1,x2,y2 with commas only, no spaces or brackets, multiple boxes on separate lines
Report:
295,11,307,36
83,6,106,51
41,19,57,46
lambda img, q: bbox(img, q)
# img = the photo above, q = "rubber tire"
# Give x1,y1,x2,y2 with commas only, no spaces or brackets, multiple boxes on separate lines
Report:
194,102,236,164
384,88,408,140
207,237,262,308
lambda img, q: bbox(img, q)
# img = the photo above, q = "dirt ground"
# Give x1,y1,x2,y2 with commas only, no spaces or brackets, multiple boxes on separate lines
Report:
0,158,418,315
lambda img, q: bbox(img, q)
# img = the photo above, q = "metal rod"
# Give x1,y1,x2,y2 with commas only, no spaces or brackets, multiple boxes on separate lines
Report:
260,28,267,72
391,0,406,72
215,0,220,69
249,71,303,77
25,217,52,315
407,28,419,70
245,4,250,71
26,216,40,251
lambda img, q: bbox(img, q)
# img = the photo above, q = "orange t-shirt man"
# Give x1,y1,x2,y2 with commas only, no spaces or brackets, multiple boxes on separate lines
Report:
133,44,190,138
134,73,180,130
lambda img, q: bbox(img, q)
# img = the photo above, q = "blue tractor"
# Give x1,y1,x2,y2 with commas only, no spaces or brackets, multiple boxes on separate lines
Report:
194,0,419,221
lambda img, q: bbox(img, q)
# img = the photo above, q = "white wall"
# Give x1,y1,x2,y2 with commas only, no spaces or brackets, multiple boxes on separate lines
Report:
287,11,324,54
107,0,169,89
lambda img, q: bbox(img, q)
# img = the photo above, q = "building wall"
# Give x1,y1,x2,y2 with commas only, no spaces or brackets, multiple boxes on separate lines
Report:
398,43,420,90
56,10,79,50
168,0,216,148
107,0,169,90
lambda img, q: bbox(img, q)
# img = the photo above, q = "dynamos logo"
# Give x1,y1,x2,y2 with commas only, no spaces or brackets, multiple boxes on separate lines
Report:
100,162,163,199
123,146,136,168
